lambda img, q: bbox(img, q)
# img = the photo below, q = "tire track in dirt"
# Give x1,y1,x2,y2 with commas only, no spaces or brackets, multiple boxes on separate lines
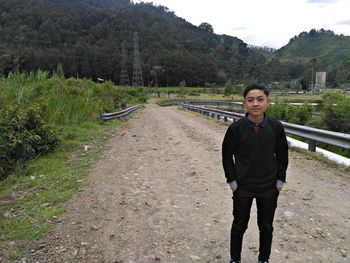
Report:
27,103,350,263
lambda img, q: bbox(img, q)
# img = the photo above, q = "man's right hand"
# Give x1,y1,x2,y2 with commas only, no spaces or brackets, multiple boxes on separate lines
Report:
229,180,237,193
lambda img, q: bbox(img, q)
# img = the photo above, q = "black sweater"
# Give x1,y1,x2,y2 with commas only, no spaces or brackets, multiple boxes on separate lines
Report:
222,115,289,192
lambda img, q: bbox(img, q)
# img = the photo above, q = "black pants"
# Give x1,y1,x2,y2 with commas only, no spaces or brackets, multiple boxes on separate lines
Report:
230,188,279,261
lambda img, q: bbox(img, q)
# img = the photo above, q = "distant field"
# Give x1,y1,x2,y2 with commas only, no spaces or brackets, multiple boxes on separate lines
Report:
154,89,326,103
269,92,323,102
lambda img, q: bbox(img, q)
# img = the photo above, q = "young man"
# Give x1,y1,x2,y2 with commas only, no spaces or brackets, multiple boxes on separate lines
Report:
222,84,289,263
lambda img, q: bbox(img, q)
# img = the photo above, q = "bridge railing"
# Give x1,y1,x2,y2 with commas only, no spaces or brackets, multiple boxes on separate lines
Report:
101,105,143,122
183,104,350,152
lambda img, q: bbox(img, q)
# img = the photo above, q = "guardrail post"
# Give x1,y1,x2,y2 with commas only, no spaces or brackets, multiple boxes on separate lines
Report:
211,113,215,118
224,116,228,122
217,114,220,120
308,139,316,152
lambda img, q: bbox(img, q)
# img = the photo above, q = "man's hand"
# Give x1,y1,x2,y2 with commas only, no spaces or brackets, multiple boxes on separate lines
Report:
229,180,237,193
276,179,284,192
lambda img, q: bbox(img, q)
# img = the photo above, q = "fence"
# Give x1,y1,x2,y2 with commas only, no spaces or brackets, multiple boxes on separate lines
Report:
183,104,350,152
101,105,143,121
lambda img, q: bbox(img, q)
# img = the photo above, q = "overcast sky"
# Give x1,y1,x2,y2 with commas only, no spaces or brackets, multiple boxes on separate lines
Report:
133,0,350,49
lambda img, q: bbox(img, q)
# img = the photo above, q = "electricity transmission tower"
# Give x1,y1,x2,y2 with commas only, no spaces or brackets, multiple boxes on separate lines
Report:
120,41,130,86
132,32,144,86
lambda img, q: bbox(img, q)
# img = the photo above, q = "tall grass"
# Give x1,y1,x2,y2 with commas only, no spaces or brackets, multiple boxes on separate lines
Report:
0,69,148,180
2,71,146,125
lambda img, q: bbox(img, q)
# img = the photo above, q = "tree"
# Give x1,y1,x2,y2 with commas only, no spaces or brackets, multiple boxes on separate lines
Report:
199,22,214,33
216,69,227,85
321,92,350,133
335,58,350,84
150,65,165,87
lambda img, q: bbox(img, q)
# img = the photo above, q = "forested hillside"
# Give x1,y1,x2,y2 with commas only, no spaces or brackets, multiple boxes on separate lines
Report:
0,0,349,87
273,29,350,87
0,0,289,86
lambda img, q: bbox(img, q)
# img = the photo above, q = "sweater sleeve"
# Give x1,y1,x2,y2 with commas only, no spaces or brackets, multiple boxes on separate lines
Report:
222,124,237,183
275,123,289,182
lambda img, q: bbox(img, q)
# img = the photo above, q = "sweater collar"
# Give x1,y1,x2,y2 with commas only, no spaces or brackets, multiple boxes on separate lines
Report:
244,113,268,128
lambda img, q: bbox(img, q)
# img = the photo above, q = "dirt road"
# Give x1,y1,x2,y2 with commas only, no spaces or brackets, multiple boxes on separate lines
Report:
27,103,350,263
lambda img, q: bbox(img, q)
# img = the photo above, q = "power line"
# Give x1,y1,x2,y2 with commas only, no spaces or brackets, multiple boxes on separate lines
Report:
132,32,143,87
120,41,130,86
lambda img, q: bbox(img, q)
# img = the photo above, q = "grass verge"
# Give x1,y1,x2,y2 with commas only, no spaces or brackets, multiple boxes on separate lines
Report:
290,147,350,174
0,118,128,261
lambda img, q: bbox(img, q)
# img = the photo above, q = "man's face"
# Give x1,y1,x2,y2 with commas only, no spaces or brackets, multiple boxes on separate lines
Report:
243,89,270,118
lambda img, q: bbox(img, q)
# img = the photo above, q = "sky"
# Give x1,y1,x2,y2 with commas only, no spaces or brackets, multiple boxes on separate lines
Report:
133,0,350,49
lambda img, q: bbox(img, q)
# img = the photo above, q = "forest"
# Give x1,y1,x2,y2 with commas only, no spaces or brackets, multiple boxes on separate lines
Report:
1,0,350,87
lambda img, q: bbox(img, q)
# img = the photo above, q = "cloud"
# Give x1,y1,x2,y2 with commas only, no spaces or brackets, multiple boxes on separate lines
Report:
306,0,338,3
230,26,247,31
337,20,350,26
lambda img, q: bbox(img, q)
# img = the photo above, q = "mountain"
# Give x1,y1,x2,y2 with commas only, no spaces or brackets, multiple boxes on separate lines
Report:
271,29,350,86
52,0,131,8
0,0,281,86
0,0,349,86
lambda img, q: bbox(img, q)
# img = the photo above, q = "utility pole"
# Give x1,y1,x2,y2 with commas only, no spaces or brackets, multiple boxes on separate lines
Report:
132,32,144,86
311,67,314,93
120,41,130,86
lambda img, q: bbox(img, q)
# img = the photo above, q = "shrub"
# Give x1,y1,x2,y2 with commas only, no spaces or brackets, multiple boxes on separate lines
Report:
0,104,60,179
321,92,350,133
267,101,312,125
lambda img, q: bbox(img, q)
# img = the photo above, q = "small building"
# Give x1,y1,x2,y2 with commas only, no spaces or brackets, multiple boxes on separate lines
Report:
314,72,326,90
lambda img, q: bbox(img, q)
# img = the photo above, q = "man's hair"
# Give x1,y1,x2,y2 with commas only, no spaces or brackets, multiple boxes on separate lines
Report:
243,84,269,98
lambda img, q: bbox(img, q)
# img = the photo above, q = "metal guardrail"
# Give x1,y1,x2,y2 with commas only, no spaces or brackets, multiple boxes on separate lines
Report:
183,99,320,108
159,101,182,107
281,122,350,151
183,104,350,152
186,100,243,108
101,105,143,121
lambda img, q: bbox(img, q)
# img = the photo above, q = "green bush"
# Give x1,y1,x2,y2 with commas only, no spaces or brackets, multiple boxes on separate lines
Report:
0,104,60,179
267,101,312,125
321,92,350,133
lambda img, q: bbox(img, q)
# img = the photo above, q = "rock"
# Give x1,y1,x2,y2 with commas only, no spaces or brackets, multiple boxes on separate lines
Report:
154,255,161,260
90,225,98,231
78,247,87,257
189,255,201,261
3,211,13,218
38,243,46,250
339,249,347,257
284,210,294,218
58,247,67,253
73,249,79,256
84,145,92,151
